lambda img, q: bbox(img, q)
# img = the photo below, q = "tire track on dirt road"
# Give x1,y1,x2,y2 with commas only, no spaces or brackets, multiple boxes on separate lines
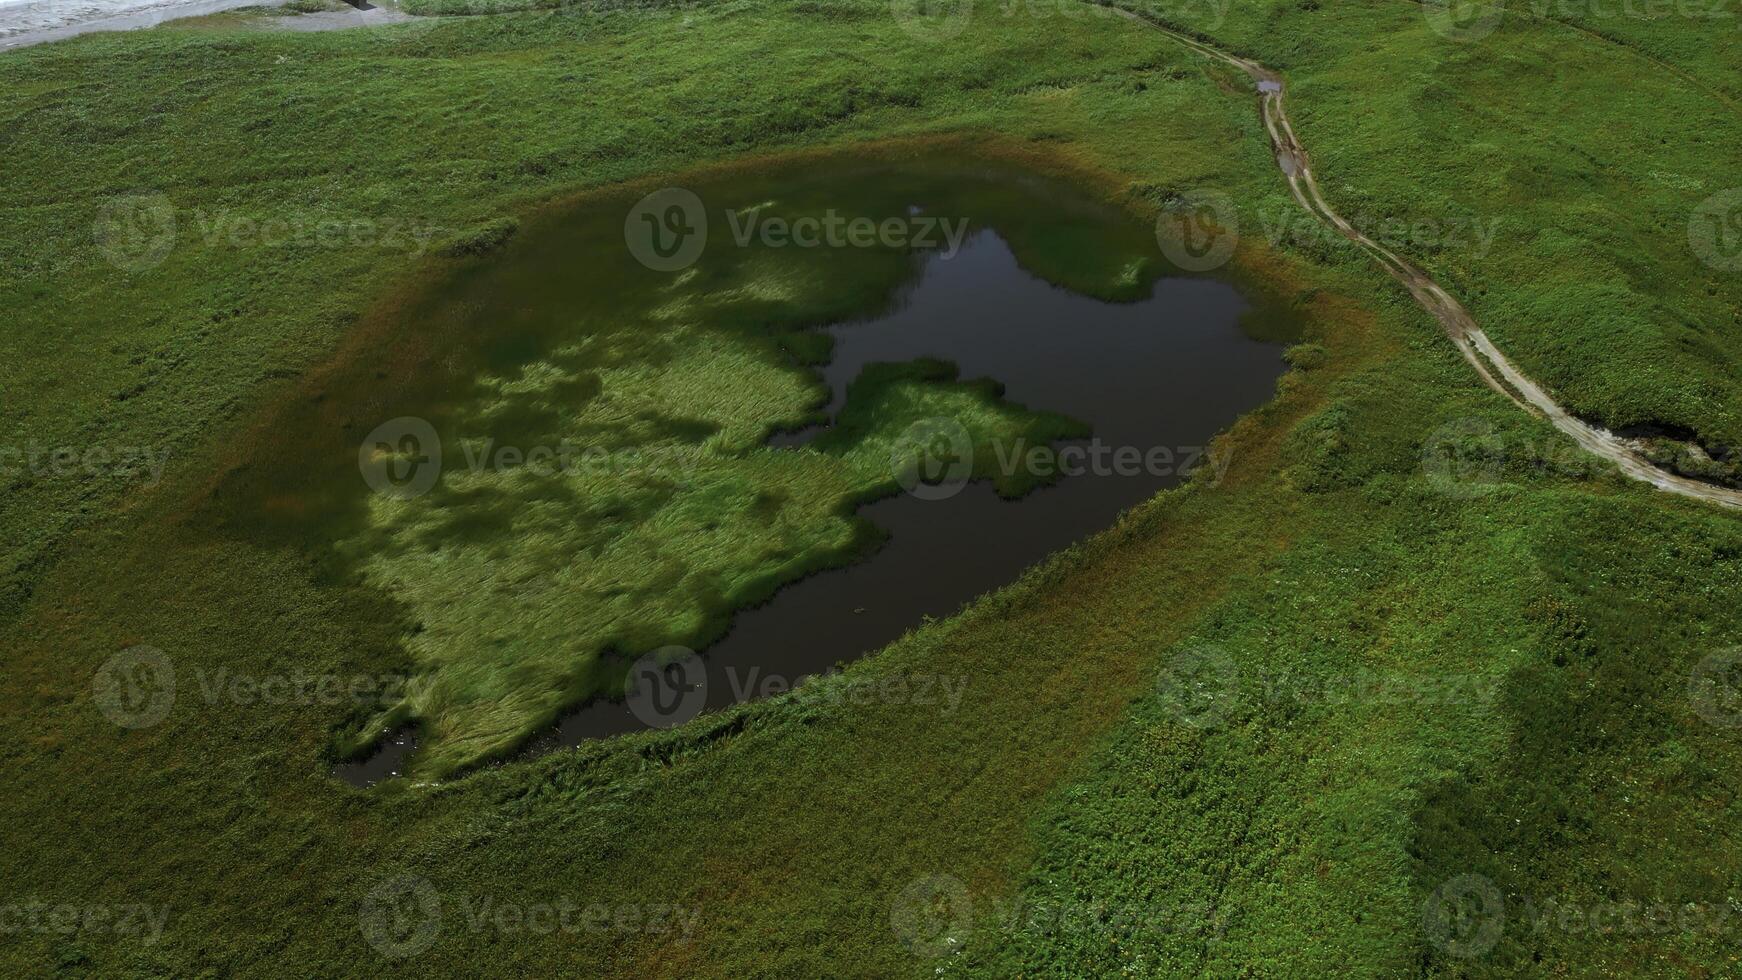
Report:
1105,5,1742,511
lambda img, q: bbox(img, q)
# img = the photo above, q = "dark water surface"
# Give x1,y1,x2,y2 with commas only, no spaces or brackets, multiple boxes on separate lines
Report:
310,151,1289,785
522,236,1285,760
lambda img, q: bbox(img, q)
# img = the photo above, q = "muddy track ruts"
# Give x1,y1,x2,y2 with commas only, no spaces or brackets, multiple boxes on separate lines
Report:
1102,5,1742,512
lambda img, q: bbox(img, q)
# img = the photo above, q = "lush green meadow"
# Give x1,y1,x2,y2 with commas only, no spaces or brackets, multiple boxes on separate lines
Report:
2,0,1740,975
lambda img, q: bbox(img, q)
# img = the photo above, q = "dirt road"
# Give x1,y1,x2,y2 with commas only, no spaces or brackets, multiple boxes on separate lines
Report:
1110,7,1742,511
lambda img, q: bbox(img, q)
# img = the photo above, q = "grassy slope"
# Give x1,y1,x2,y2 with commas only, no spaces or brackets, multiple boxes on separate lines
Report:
1154,0,1742,455
1,0,1740,977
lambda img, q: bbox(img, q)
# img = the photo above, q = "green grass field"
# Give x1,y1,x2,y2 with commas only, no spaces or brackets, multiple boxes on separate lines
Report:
2,0,1740,974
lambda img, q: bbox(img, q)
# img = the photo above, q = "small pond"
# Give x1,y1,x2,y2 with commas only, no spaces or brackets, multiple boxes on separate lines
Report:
203,145,1292,785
